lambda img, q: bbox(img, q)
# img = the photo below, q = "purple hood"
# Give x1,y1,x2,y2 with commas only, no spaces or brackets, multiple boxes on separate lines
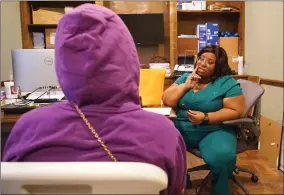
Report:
55,4,140,109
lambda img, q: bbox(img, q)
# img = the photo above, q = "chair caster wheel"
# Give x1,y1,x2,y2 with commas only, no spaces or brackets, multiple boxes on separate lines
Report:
251,175,258,183
234,168,239,174
196,187,200,195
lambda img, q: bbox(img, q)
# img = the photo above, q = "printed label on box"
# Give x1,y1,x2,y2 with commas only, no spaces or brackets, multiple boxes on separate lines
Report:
232,56,239,63
206,35,219,45
206,23,219,36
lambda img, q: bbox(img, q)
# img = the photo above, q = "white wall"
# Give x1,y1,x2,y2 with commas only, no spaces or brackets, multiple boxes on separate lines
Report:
245,1,284,122
280,121,284,172
1,2,22,81
245,1,284,171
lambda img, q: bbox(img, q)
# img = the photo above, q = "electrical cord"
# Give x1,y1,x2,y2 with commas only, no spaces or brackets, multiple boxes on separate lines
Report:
34,87,53,101
21,86,42,100
19,86,60,101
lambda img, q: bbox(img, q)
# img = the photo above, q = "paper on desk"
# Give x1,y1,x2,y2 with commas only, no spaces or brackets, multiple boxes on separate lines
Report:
142,107,171,115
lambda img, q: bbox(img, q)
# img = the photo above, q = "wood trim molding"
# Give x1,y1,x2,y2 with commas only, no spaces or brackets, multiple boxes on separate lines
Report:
260,78,284,88
233,75,248,80
233,75,284,88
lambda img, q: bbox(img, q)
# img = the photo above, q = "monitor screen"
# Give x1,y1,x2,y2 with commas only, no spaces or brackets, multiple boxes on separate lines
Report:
119,14,165,46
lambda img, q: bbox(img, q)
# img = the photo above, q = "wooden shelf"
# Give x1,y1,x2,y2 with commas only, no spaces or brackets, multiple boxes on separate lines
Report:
28,24,57,28
27,24,57,33
28,1,94,8
19,1,245,72
177,10,240,13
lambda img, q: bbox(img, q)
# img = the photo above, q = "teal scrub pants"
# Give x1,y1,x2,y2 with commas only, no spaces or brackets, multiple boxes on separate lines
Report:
184,129,237,195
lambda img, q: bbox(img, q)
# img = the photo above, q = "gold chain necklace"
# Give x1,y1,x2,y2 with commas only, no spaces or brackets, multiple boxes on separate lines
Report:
72,102,118,162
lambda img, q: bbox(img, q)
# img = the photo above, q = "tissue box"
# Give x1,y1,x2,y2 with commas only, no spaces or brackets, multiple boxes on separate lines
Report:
206,23,219,36
177,38,198,55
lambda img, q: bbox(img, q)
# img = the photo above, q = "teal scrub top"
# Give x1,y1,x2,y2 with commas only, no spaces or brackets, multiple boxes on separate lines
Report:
174,73,243,132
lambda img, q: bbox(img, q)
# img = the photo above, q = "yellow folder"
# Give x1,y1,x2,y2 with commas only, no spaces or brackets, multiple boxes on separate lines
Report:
139,69,166,107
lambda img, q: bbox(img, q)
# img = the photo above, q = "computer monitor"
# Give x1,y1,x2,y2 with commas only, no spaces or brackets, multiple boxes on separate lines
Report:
12,49,59,92
119,14,165,46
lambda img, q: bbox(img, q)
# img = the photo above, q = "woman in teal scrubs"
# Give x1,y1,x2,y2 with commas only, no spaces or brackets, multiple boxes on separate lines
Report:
163,45,246,195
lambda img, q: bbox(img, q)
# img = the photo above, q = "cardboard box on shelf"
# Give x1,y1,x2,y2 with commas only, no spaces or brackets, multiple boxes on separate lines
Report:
228,55,239,72
108,2,164,14
219,37,239,56
32,7,64,24
45,28,56,49
219,37,239,73
177,38,198,55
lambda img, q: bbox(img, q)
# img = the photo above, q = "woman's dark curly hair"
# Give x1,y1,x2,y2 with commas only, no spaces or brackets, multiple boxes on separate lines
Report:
195,45,233,81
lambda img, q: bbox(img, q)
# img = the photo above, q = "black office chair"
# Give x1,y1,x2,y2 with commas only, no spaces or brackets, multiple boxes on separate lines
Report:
186,79,265,195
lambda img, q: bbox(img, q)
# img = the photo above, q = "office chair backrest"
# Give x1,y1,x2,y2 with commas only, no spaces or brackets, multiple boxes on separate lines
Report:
238,79,265,117
1,162,168,194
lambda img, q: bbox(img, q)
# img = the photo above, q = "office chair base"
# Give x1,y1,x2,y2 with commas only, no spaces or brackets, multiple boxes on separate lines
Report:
187,164,210,173
234,165,259,183
196,172,212,195
251,175,259,183
186,173,192,189
231,175,249,195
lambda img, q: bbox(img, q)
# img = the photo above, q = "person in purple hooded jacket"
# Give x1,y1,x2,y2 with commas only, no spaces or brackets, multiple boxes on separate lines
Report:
3,4,187,195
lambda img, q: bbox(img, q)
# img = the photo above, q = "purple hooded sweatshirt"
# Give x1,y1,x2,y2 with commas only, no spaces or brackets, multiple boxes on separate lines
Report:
3,4,187,194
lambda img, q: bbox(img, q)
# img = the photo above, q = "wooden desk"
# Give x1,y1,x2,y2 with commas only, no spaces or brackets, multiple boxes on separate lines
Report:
1,108,176,153
1,108,176,126
1,113,20,151
1,114,21,125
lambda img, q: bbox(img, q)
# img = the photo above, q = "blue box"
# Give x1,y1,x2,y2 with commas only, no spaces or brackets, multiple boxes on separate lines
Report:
198,40,207,52
199,35,207,42
206,23,219,36
206,35,219,45
196,24,206,38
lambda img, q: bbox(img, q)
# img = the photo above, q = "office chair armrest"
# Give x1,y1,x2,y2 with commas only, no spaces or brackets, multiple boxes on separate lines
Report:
223,118,260,137
223,118,253,125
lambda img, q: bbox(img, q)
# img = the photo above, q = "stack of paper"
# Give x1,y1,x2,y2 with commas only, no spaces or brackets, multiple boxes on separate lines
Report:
149,63,170,76
142,107,171,116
